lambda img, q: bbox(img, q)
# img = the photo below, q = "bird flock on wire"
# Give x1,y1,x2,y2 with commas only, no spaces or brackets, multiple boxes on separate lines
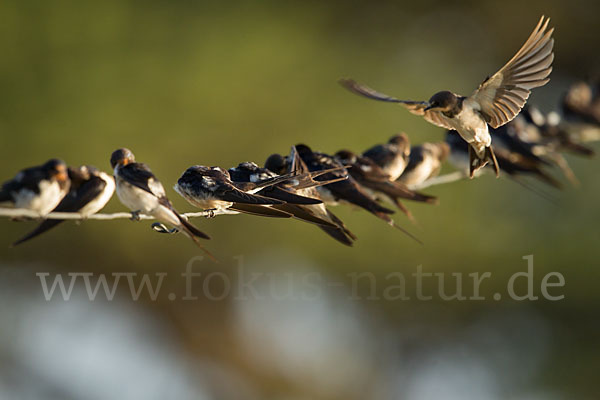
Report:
1,16,599,260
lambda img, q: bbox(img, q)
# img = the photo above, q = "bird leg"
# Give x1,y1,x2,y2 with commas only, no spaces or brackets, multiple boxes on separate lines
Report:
130,210,142,221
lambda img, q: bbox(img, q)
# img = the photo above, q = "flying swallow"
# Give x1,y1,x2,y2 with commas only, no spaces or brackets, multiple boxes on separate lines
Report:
0,159,70,216
397,142,450,187
334,149,437,220
110,148,212,253
174,165,295,219
340,16,555,178
228,162,343,228
295,144,421,243
265,150,357,246
361,133,411,180
12,165,115,246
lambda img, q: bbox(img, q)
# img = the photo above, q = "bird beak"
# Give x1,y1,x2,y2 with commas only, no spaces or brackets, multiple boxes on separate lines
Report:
424,104,433,112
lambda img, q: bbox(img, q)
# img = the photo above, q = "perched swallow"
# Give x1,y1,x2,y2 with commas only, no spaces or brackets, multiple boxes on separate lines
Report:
520,105,595,157
334,149,437,220
265,150,357,246
507,107,592,185
340,16,555,178
228,162,325,205
491,119,550,165
0,159,70,216
562,81,600,126
446,130,560,189
110,148,212,252
295,144,421,243
495,148,562,189
228,162,343,228
174,165,296,219
397,142,450,187
12,165,115,246
361,133,411,180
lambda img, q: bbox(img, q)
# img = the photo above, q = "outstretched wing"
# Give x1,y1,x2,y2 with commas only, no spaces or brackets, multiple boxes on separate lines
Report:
470,16,554,128
339,78,454,129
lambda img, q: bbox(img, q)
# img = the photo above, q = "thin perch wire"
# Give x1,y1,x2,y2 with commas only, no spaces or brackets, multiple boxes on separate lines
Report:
0,208,238,221
0,172,468,221
407,171,468,190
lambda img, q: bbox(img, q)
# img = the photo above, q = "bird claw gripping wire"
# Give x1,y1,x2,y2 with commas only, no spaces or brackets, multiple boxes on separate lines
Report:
130,211,142,221
205,209,217,218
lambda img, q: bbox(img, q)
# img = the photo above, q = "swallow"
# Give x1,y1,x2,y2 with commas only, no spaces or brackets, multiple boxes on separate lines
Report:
361,133,411,180
12,165,115,246
520,105,595,157
295,144,421,243
491,118,551,165
562,81,600,126
174,165,296,219
397,142,450,187
446,130,560,189
228,161,331,205
340,16,555,178
228,161,343,228
334,149,437,220
265,150,357,246
507,107,592,185
110,148,212,253
0,159,70,216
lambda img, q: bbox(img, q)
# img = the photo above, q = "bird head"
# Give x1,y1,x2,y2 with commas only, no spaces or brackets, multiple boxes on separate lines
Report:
425,91,459,112
44,159,69,182
563,81,593,111
294,144,313,157
388,133,411,156
438,142,451,160
68,165,90,181
264,153,287,174
334,149,358,165
237,162,260,172
67,165,96,188
110,148,135,169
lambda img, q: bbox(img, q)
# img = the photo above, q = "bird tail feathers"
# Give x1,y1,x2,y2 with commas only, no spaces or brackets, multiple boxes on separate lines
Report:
469,145,500,178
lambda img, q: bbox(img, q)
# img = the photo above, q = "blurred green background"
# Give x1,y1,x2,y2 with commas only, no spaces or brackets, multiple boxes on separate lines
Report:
1,0,599,399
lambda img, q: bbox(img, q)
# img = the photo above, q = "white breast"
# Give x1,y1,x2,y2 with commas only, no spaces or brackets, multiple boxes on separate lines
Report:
452,100,491,150
316,186,339,206
15,180,63,215
173,184,232,211
383,157,407,181
115,178,160,214
398,160,434,186
79,173,116,216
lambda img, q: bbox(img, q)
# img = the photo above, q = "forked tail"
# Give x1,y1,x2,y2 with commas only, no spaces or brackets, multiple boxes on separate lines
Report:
174,211,218,262
469,145,500,178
